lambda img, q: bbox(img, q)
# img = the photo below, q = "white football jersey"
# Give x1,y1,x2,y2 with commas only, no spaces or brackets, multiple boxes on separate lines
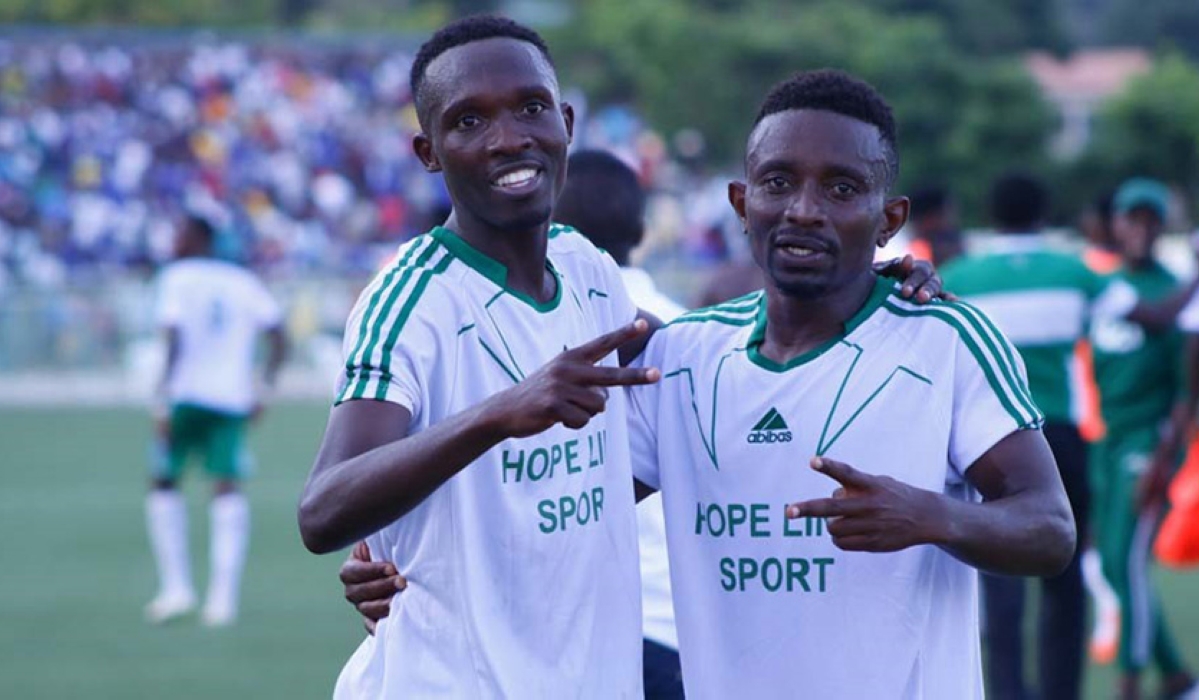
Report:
155,258,281,414
333,225,642,699
619,266,687,651
628,278,1043,699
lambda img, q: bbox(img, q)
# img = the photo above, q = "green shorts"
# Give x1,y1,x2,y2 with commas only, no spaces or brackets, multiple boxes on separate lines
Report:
161,404,250,481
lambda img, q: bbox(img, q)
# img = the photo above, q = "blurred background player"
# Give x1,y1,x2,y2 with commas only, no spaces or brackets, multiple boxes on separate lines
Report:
553,149,686,698
903,185,965,266
1076,188,1125,666
1089,178,1198,700
146,215,286,626
942,173,1197,700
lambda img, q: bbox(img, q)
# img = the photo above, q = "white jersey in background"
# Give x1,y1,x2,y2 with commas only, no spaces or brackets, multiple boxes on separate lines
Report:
155,258,282,415
628,278,1043,700
620,265,685,651
334,224,643,699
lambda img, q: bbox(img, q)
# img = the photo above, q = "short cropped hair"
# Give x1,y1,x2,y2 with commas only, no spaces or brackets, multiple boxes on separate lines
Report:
554,150,645,266
990,172,1048,231
755,70,898,186
409,15,553,124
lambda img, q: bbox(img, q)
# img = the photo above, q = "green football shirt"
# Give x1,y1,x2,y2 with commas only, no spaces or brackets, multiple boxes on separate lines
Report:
941,234,1138,424
1090,262,1182,434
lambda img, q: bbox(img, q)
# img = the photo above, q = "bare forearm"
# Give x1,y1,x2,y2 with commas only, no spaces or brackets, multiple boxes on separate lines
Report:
299,401,505,554
931,491,1075,576
264,328,286,386
1127,278,1199,331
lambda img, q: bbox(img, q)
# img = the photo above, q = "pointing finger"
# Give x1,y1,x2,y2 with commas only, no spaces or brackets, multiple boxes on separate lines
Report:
810,456,874,489
785,497,865,519
569,319,650,364
578,364,661,387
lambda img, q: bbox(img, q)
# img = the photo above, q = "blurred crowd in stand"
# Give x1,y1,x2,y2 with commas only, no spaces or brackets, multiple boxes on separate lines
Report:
0,34,742,295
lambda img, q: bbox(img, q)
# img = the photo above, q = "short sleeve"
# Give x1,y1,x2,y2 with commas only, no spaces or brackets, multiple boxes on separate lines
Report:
1088,273,1138,323
333,273,449,414
627,341,662,490
949,307,1045,477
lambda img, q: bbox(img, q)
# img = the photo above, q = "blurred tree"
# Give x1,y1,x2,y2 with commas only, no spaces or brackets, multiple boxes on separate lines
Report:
1099,0,1199,60
0,0,280,25
551,0,1054,224
1072,53,1199,214
869,0,1070,55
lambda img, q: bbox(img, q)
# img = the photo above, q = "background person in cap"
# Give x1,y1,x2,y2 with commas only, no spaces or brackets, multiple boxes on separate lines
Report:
941,172,1199,700
1089,177,1199,700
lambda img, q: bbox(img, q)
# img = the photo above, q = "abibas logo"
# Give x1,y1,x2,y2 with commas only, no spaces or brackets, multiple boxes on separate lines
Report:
747,407,792,444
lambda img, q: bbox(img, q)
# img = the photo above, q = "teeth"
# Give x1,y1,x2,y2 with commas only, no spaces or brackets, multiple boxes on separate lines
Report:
782,246,815,256
496,168,538,188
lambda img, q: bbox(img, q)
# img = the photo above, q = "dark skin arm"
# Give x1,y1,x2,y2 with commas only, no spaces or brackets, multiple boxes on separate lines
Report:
263,326,287,387
1124,277,1199,332
1140,333,1199,509
298,320,659,554
787,429,1075,576
251,326,288,420
155,328,182,438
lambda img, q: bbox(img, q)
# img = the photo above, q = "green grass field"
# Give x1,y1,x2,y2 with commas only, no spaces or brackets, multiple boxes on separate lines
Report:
1,404,1196,698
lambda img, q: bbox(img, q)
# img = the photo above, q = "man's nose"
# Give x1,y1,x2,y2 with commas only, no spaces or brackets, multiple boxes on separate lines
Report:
784,183,827,226
488,112,534,156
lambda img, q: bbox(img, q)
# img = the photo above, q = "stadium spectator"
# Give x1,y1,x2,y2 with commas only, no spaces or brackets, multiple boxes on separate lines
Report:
0,38,446,278
146,214,286,627
941,173,1199,700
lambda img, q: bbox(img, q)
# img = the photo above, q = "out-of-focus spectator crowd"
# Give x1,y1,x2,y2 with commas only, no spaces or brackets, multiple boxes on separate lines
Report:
0,35,454,288
0,33,744,294
0,32,743,376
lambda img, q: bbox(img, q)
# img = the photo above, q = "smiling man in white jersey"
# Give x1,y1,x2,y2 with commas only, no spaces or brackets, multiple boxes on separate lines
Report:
298,17,661,698
625,71,1075,699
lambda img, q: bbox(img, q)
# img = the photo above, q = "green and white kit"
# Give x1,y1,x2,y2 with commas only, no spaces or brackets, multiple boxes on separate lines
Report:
333,225,642,699
941,235,1138,424
155,258,281,478
1090,262,1188,675
628,278,1042,699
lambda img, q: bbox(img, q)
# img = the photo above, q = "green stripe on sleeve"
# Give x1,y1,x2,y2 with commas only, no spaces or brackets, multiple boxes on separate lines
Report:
351,242,443,382
886,294,1041,423
353,249,453,400
881,300,1041,428
948,299,1037,403
342,238,431,380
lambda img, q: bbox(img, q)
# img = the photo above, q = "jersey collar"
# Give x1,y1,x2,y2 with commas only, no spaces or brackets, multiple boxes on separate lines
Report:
745,275,894,373
429,226,563,313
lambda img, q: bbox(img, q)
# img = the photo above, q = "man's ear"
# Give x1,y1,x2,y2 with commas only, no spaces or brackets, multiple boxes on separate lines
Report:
728,181,748,230
562,101,575,144
879,196,910,247
413,132,440,173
